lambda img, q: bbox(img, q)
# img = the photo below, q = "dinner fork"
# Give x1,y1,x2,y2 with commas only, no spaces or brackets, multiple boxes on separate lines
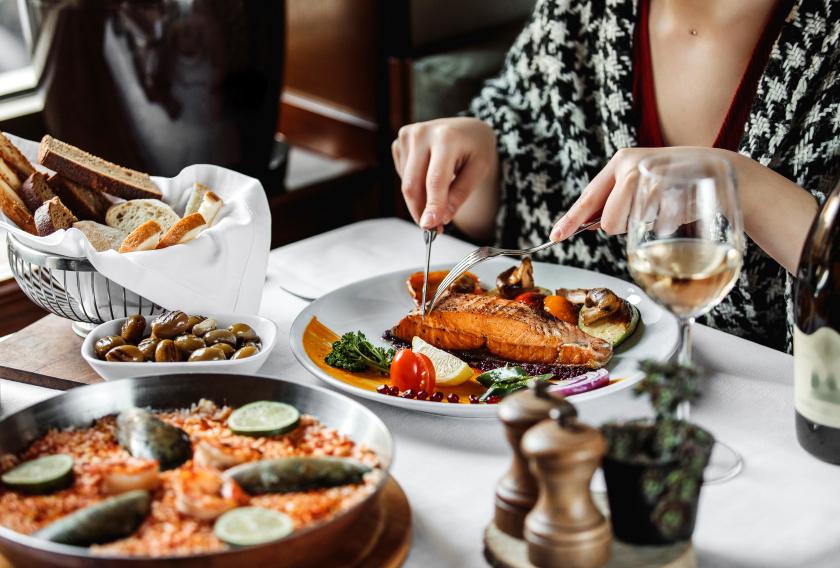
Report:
426,217,601,314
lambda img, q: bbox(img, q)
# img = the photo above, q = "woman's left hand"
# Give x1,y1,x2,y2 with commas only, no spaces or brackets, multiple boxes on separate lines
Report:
550,147,676,241
549,146,819,274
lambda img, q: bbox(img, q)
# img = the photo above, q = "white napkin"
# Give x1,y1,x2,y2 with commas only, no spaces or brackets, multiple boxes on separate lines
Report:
0,134,271,314
267,218,476,299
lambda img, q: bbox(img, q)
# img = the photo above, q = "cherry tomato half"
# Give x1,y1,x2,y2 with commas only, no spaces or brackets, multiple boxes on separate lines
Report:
415,352,437,394
513,291,546,312
390,349,437,394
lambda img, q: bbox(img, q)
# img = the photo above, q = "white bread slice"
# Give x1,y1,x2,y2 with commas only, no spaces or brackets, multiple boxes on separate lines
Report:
197,191,223,226
73,220,127,252
157,212,205,249
0,158,21,191
119,220,162,252
106,199,180,234
184,182,210,216
0,177,36,234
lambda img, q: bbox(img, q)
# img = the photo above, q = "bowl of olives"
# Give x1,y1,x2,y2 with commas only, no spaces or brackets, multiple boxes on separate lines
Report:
81,311,278,380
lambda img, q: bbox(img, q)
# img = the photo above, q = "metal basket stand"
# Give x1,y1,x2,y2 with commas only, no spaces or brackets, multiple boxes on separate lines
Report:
7,234,165,337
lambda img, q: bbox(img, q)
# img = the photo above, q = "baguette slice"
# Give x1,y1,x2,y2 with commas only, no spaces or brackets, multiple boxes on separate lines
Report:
0,177,36,234
157,212,206,249
106,199,180,234
184,182,210,216
73,220,127,252
34,196,78,236
20,172,57,214
0,132,35,179
38,135,161,200
119,220,162,253
0,158,21,191
48,174,111,223
197,191,223,226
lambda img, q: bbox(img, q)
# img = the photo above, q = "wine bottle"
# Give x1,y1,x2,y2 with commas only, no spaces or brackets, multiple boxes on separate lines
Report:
795,183,840,464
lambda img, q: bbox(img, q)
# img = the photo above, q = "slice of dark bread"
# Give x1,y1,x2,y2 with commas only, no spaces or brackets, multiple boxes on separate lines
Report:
38,135,161,200
19,172,57,214
34,196,78,236
48,173,111,223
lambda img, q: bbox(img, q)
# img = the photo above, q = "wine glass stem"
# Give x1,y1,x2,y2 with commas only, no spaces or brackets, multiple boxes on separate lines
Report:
676,316,695,421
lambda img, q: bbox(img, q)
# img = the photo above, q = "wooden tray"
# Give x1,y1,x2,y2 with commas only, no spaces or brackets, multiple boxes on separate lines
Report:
0,316,98,390
0,477,411,568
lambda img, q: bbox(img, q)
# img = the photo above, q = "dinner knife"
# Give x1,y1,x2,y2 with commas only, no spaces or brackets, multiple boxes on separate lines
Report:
421,228,436,319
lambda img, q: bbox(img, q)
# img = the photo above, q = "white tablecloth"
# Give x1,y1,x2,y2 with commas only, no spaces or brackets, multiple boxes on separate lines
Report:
1,218,838,568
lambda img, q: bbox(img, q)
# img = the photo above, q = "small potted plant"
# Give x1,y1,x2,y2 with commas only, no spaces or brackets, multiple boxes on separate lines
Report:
600,360,714,545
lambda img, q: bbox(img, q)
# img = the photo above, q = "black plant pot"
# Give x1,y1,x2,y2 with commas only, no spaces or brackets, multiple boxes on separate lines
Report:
601,421,713,545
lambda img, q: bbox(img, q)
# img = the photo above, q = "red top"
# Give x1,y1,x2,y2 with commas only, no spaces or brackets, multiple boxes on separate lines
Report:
633,0,793,150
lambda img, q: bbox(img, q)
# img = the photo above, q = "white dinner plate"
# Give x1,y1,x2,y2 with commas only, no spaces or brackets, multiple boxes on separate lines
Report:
290,259,679,417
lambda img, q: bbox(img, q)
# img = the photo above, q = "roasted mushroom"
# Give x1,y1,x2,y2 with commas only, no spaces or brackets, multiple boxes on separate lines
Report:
406,270,482,306
557,287,640,347
496,258,536,299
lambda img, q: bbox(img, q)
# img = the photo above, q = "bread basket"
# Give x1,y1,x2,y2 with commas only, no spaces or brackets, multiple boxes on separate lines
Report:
7,234,164,336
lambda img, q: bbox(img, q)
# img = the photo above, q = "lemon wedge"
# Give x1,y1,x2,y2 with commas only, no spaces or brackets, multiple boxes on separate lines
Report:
411,336,473,386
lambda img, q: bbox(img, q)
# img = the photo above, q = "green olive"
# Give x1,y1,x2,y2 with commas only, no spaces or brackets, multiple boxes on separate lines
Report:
95,336,126,359
155,339,181,363
120,315,147,344
214,343,235,358
188,346,227,362
228,323,259,343
105,345,145,362
204,329,236,348
192,318,217,337
137,337,160,361
174,334,205,355
231,345,259,360
185,314,207,333
151,311,189,339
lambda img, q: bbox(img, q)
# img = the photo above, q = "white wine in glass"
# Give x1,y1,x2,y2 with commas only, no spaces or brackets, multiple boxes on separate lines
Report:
627,150,744,484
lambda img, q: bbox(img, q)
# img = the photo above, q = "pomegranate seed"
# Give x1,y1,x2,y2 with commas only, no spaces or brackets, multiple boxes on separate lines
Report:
447,393,460,404
389,386,400,396
376,384,390,395
416,390,428,400
430,391,444,402
401,389,416,399
469,394,480,404
486,395,501,404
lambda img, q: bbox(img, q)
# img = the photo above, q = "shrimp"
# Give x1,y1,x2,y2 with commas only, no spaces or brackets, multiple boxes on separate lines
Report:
173,468,249,521
193,439,261,470
96,458,160,495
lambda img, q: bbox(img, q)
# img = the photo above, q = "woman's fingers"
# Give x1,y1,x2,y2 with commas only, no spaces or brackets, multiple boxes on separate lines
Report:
550,159,617,241
421,146,458,228
599,168,638,235
400,143,431,224
447,157,488,219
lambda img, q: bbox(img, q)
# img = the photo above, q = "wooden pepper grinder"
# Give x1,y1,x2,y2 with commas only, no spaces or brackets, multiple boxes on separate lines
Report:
521,398,611,568
494,382,559,538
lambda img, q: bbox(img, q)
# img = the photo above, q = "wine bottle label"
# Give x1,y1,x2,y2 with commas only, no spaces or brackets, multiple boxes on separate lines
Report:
794,326,840,428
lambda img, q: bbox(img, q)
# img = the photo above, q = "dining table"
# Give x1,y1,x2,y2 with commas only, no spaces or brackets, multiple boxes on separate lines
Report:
1,217,838,568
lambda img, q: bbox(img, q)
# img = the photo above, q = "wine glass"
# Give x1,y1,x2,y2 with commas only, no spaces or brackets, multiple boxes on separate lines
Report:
626,150,745,484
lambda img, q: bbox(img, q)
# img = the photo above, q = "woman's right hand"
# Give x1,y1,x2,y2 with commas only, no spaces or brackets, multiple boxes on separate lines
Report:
392,117,498,231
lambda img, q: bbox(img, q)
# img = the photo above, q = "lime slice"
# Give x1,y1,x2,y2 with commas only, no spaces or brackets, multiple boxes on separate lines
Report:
411,336,473,386
2,454,74,495
214,507,294,547
228,401,300,437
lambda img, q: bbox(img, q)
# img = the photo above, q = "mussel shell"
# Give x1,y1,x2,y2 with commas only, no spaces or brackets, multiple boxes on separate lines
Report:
117,408,192,470
34,490,150,546
224,457,371,495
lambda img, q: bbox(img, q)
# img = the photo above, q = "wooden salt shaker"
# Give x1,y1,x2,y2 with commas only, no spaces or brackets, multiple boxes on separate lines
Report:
494,383,559,538
521,400,611,568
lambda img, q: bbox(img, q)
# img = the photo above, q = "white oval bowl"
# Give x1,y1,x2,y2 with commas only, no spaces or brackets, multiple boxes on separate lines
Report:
82,313,277,381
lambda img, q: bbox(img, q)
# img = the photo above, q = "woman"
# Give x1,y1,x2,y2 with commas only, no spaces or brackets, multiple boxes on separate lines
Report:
391,0,839,351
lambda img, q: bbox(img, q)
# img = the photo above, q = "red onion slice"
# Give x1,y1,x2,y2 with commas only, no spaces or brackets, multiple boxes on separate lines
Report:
548,368,609,397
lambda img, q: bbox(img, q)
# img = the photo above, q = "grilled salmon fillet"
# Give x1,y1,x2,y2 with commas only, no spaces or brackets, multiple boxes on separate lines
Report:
392,293,612,368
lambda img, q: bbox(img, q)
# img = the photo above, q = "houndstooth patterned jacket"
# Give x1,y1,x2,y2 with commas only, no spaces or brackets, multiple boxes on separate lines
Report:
468,0,840,352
